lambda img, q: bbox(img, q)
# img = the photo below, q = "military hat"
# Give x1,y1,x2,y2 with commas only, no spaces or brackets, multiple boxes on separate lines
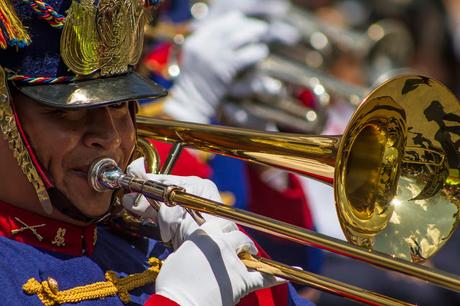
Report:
0,0,166,108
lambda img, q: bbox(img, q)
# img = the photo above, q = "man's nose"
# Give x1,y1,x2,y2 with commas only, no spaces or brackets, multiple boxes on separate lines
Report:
82,107,122,151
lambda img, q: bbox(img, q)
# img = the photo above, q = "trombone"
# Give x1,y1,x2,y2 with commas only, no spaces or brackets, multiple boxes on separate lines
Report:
93,74,460,304
92,157,415,306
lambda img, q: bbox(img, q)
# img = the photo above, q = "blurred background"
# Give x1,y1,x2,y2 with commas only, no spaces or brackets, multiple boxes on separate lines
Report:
136,0,460,305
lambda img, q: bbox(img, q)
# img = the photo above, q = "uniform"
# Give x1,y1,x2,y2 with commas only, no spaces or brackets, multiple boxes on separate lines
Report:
0,198,313,306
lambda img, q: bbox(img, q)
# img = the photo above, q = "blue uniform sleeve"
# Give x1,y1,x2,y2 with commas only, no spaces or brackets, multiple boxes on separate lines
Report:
287,283,316,306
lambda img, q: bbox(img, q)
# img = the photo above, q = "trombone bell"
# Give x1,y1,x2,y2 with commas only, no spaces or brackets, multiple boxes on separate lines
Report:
136,75,460,263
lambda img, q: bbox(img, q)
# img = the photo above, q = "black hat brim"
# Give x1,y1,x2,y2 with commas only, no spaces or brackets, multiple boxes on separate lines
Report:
13,72,167,109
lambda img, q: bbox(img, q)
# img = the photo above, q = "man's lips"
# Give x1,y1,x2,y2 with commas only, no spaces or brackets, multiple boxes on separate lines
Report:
71,168,88,178
71,158,123,179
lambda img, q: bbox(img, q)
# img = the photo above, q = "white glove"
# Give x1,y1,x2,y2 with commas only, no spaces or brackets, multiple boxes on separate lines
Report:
208,0,290,20
155,223,282,306
122,158,238,249
266,19,301,46
163,11,269,124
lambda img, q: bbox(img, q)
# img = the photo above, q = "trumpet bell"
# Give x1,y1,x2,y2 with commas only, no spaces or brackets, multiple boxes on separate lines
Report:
337,75,460,262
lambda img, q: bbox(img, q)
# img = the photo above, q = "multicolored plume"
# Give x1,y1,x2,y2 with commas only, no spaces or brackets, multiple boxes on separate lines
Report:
0,0,31,49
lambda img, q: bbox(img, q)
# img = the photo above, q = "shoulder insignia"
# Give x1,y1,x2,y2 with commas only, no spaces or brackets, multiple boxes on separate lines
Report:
23,257,161,305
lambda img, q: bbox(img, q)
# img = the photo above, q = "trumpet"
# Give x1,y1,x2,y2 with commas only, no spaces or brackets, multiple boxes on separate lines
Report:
94,74,460,304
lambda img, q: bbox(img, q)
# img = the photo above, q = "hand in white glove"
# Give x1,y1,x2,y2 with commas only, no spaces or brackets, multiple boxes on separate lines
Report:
207,0,300,46
163,11,269,124
208,0,290,20
122,158,238,249
155,222,283,306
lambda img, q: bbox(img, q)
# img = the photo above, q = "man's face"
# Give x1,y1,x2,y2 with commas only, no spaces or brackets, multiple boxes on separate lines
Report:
13,92,136,218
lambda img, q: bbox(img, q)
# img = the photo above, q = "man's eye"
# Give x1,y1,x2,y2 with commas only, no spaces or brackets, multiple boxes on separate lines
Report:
110,102,126,109
46,108,68,115
43,107,86,121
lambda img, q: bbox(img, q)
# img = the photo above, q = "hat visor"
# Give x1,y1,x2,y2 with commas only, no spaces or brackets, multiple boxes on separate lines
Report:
14,72,167,109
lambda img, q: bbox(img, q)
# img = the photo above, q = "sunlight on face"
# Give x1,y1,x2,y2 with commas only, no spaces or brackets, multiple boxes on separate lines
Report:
14,94,136,218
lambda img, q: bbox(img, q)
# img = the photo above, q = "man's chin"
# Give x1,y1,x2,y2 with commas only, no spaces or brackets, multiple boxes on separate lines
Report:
73,197,112,218
60,187,113,218
62,174,113,214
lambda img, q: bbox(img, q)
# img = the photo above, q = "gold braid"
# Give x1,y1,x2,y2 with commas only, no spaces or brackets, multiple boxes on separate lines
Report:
23,257,161,305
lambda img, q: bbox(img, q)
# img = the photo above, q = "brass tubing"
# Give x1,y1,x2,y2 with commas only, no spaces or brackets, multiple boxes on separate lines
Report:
134,116,460,292
160,143,183,174
137,116,339,184
168,191,460,292
240,253,414,306
89,157,450,304
95,165,413,305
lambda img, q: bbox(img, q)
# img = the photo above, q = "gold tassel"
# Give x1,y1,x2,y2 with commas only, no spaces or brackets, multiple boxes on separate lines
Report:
0,0,31,49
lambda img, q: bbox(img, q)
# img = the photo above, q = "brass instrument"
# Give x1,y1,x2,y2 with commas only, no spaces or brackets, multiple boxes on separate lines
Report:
258,54,369,107
185,1,414,84
93,74,460,304
221,54,415,133
92,157,416,306
220,53,370,133
136,74,460,262
273,6,414,84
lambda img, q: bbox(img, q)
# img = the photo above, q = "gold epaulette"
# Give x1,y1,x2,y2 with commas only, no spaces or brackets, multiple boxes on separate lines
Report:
23,257,161,306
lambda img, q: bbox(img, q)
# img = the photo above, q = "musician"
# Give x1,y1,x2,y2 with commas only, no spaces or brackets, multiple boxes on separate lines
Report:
0,1,314,305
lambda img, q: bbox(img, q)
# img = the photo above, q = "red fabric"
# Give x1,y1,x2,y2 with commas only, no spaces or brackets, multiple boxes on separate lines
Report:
158,0,172,13
246,166,314,231
296,89,317,109
150,140,212,178
0,200,96,256
144,294,179,306
143,42,174,79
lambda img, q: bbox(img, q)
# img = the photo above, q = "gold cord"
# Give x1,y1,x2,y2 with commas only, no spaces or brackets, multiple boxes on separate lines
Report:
23,257,161,305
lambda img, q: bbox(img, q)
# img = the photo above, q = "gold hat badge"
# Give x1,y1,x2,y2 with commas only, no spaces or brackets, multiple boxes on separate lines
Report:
61,0,148,77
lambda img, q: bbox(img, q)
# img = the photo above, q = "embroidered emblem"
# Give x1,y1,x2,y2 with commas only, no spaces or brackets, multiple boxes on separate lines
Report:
51,228,66,247
11,217,45,241
60,0,147,76
23,257,162,305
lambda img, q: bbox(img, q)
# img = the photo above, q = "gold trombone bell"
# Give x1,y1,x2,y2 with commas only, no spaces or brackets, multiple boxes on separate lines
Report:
137,75,460,263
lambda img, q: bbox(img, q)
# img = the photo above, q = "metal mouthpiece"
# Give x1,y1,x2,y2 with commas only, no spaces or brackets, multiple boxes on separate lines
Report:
89,158,124,192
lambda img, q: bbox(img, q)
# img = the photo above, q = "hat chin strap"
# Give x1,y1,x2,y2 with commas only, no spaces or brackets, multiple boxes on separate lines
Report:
47,187,118,224
13,109,116,223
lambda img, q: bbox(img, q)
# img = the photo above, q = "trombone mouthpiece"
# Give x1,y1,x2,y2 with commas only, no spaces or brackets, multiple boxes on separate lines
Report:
88,158,123,192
